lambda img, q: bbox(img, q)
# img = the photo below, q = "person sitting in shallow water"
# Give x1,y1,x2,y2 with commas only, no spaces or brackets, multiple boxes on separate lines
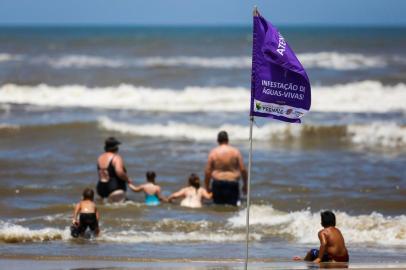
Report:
168,173,212,208
293,210,349,263
129,171,167,206
71,188,100,238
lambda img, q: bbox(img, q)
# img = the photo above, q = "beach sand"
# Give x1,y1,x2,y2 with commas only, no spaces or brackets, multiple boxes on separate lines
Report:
2,255,406,270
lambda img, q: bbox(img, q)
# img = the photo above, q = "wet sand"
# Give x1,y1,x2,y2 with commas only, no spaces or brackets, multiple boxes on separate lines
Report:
1,255,406,270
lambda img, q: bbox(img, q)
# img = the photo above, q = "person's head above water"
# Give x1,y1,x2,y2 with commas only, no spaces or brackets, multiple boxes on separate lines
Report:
321,210,336,227
104,137,121,152
146,171,156,183
188,173,200,190
82,188,94,201
217,131,229,145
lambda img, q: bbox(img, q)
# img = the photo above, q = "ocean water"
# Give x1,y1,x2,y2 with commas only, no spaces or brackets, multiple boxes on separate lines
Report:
0,26,405,265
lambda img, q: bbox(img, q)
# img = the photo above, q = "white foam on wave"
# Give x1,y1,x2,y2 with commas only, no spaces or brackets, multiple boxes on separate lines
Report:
228,205,406,246
0,53,21,63
140,56,251,69
0,221,70,243
28,52,390,70
0,124,20,130
0,220,260,244
0,84,248,112
100,230,261,244
99,117,406,148
348,123,406,148
299,52,385,70
47,55,124,68
1,81,405,113
33,54,251,69
314,81,406,113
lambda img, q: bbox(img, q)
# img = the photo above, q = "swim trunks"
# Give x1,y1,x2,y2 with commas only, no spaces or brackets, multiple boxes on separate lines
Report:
77,213,99,234
145,194,160,206
212,179,239,206
308,248,349,262
308,249,330,262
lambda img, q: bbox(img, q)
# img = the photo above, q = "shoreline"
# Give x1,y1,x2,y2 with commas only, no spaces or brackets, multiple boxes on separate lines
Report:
1,254,406,270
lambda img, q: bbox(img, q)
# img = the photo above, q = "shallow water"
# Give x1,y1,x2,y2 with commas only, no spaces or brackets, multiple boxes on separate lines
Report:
0,26,405,263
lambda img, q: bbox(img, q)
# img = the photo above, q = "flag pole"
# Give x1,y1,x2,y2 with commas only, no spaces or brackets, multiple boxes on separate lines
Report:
245,7,258,270
244,115,254,270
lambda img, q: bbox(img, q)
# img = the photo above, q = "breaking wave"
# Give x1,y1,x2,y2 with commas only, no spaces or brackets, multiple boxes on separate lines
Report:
0,53,21,63
0,220,260,244
0,52,397,70
1,81,405,113
1,206,405,246
0,221,68,243
228,205,406,246
99,117,406,148
299,52,385,70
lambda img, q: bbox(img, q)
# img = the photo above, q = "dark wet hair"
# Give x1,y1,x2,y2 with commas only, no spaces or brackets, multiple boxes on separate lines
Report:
104,137,121,152
146,171,156,183
188,173,200,190
321,210,336,227
82,188,94,201
217,130,229,144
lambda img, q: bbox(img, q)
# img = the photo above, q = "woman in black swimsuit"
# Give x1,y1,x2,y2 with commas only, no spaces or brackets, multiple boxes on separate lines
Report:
96,137,133,202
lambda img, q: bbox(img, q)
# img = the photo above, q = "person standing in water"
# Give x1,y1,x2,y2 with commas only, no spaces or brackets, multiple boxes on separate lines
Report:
96,137,133,203
204,131,247,206
168,173,212,208
129,171,167,206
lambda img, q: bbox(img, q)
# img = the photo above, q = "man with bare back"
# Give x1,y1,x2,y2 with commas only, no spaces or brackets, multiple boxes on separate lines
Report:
204,131,247,206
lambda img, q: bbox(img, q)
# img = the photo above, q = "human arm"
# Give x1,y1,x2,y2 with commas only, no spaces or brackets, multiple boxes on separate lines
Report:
204,152,214,191
128,183,144,192
237,150,248,195
95,206,100,221
113,155,133,184
167,188,186,202
72,203,80,224
156,186,168,202
314,230,328,263
200,188,213,200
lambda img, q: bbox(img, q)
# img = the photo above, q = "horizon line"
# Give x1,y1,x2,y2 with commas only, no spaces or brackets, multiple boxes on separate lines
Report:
1,22,406,28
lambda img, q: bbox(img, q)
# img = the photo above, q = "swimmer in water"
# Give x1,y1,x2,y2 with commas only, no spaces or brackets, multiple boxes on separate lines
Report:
168,173,212,208
129,171,167,206
71,188,100,237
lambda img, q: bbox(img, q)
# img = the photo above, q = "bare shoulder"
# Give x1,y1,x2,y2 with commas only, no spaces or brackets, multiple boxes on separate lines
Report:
210,146,220,155
318,228,328,237
208,147,220,159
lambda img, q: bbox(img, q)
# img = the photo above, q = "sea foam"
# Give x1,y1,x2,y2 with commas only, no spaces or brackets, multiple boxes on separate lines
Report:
0,53,21,63
2,52,394,70
0,220,260,244
228,205,406,246
0,51,395,70
1,81,405,113
99,117,406,148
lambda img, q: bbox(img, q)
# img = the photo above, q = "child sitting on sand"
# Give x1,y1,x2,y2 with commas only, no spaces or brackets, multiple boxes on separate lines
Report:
168,173,212,208
293,210,349,263
71,188,100,238
129,171,167,206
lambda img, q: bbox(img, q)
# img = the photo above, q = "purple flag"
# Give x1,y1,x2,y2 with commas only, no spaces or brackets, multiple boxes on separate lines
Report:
250,12,311,123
